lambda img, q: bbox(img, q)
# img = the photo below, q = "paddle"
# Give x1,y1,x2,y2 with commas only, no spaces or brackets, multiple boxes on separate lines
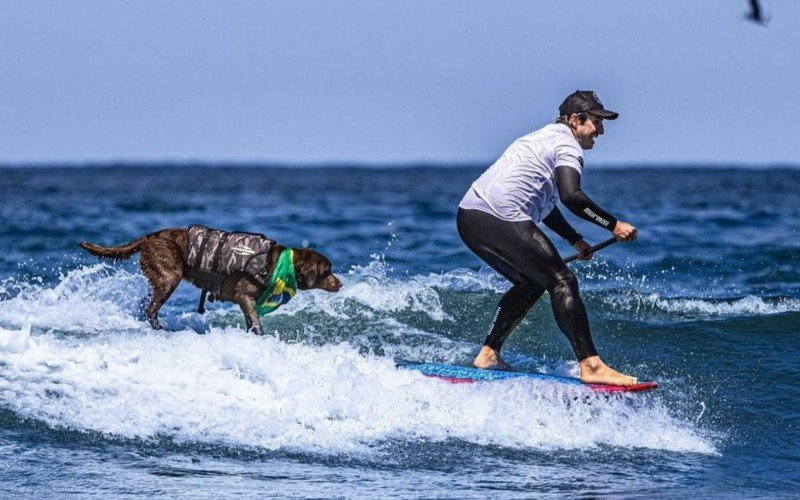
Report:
563,236,619,264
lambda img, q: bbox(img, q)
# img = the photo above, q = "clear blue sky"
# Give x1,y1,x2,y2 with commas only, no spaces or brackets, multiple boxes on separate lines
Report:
2,1,798,166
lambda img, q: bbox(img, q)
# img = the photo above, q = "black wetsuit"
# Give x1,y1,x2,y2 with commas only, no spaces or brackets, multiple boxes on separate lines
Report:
457,165,618,360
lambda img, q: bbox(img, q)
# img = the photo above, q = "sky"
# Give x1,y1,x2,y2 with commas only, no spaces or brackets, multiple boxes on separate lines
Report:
1,1,799,166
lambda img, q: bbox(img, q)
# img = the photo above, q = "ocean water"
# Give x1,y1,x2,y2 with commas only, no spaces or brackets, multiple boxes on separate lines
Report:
0,165,798,498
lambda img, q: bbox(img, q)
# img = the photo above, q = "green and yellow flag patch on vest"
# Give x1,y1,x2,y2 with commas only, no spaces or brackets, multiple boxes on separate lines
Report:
256,249,297,316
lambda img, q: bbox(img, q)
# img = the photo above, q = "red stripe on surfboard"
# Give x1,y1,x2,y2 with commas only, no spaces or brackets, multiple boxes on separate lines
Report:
424,374,475,384
587,381,658,392
424,373,657,392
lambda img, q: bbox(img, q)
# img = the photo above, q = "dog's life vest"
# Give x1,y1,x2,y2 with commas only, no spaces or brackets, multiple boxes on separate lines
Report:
185,224,277,295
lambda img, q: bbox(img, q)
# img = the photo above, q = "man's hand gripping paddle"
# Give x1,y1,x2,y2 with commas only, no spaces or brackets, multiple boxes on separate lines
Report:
563,237,619,264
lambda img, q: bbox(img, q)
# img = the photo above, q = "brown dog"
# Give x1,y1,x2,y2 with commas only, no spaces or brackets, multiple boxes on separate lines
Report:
79,228,342,334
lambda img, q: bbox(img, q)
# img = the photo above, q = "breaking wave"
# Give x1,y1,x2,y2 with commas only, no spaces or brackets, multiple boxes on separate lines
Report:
604,292,800,318
0,262,720,456
0,324,715,455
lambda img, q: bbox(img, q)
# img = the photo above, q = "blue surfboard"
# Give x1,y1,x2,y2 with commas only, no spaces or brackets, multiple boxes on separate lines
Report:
396,359,657,393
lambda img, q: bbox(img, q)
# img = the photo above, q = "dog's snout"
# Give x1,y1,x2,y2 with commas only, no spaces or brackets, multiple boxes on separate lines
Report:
322,274,342,292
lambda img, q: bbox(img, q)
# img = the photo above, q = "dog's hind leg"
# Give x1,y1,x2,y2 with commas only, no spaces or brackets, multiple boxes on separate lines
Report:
139,237,184,330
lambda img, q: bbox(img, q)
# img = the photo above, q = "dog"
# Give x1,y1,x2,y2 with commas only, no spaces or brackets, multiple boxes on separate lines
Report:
79,227,342,334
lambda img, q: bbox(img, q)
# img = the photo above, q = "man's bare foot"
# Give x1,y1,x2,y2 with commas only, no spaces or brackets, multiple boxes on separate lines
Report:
473,346,513,371
579,356,637,386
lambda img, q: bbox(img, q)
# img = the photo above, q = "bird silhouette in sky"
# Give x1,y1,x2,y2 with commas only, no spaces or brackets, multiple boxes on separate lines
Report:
744,0,769,25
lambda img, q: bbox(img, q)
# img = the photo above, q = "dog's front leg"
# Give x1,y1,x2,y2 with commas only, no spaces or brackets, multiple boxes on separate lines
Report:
238,297,264,335
198,289,207,314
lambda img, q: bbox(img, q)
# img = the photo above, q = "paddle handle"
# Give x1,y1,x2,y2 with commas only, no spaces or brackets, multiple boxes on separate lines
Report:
563,237,618,264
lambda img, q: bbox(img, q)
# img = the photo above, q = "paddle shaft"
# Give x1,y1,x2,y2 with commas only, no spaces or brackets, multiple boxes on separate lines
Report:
563,237,618,264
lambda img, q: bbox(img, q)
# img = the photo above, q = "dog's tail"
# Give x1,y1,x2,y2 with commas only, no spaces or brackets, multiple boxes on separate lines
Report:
78,235,150,260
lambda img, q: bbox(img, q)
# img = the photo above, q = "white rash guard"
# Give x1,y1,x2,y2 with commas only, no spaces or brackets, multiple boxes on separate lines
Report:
459,123,583,224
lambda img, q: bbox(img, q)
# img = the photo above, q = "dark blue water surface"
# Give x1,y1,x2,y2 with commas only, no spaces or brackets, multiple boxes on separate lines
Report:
1,166,798,497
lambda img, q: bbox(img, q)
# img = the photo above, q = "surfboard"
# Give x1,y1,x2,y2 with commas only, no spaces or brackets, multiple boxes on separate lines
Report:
395,359,658,393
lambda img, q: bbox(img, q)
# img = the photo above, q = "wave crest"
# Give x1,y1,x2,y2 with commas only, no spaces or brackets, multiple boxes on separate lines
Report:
603,292,800,318
0,325,717,455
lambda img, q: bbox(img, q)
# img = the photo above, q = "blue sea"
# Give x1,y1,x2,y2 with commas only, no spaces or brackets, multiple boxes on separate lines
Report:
0,165,798,498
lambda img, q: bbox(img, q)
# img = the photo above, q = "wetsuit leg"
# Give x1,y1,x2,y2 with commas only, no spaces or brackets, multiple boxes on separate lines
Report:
457,208,598,360
546,268,597,360
483,283,545,351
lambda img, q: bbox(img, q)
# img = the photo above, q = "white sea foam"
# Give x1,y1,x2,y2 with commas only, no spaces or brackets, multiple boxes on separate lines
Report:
343,262,800,318
0,264,719,456
0,322,716,456
606,292,800,317
0,323,30,353
423,267,509,293
286,275,452,321
247,259,456,322
0,263,146,332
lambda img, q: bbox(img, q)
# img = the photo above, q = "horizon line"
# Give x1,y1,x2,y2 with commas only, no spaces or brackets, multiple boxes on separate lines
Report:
1,160,799,170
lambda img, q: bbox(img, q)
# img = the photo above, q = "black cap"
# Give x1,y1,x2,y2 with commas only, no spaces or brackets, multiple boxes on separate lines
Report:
558,90,619,120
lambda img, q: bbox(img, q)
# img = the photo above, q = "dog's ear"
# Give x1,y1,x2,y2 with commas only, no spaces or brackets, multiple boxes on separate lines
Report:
293,248,319,290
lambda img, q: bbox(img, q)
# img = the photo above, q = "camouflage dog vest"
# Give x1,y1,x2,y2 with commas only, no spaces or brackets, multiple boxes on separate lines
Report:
185,225,275,293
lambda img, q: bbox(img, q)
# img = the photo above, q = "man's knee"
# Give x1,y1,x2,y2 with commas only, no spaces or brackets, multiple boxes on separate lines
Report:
546,269,578,294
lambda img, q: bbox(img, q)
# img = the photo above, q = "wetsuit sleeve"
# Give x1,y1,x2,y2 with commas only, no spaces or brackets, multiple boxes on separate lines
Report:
542,207,584,245
555,165,618,230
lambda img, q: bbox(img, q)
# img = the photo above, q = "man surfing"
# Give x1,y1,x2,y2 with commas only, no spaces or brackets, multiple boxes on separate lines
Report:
457,90,638,386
